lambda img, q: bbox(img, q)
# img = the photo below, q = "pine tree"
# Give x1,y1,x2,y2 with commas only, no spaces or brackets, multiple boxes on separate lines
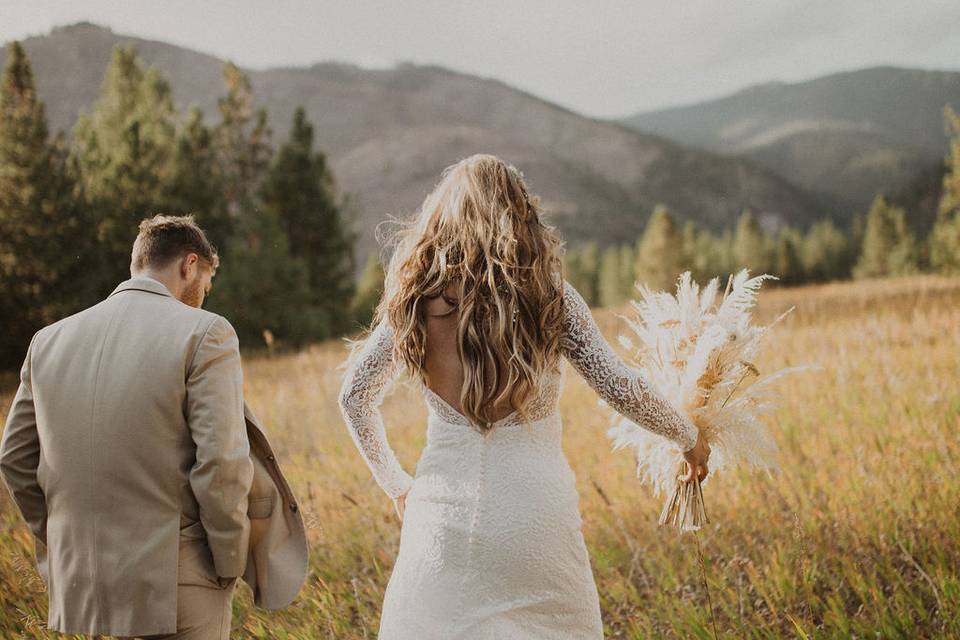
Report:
164,106,230,248
0,42,87,367
215,62,270,219
351,254,386,329
802,218,851,282
714,227,736,280
887,213,918,275
579,242,601,305
682,223,728,283
205,62,321,347
618,243,637,299
929,213,960,273
930,107,960,274
261,106,355,337
598,245,623,307
210,206,325,347
848,214,866,263
564,241,600,306
938,106,960,222
71,44,177,294
563,247,587,299
732,210,773,274
853,194,918,279
680,221,701,280
634,205,684,291
596,243,637,306
773,228,805,285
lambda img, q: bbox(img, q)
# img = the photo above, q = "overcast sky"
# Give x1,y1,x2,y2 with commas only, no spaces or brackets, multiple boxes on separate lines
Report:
3,1,959,118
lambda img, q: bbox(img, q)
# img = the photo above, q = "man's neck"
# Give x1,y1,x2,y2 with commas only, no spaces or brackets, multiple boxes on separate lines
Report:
134,270,179,298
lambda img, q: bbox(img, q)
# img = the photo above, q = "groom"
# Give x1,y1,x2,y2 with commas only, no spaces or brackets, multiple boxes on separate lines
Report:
0,215,308,638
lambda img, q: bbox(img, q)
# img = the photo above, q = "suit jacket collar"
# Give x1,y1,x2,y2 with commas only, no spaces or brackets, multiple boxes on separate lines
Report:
109,276,175,299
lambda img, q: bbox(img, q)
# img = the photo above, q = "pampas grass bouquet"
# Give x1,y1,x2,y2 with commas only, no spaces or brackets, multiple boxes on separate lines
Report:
605,269,820,532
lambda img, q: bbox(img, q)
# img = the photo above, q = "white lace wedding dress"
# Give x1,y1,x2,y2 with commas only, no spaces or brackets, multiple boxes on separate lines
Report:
338,279,699,639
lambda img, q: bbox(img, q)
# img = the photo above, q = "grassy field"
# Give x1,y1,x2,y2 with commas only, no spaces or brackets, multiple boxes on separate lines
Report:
1,274,958,639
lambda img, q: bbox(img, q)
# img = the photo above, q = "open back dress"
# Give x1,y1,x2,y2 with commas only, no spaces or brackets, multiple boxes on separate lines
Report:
337,279,699,639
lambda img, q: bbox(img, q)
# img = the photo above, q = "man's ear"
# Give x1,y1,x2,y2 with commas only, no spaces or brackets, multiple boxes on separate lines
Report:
181,253,199,279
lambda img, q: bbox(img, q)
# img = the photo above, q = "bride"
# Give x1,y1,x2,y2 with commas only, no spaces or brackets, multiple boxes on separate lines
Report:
337,153,711,639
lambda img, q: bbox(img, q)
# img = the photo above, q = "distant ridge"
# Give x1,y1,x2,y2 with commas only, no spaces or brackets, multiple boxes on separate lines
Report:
622,66,960,223
2,22,829,269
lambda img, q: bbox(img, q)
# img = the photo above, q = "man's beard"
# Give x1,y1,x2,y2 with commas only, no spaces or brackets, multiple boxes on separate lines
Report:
180,274,204,308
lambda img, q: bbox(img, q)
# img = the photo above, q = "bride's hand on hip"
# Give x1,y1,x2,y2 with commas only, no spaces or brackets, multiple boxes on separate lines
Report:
393,491,408,522
681,431,711,484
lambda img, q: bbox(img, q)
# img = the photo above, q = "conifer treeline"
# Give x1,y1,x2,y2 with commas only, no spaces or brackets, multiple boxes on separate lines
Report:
565,109,960,306
1,41,959,368
0,42,361,368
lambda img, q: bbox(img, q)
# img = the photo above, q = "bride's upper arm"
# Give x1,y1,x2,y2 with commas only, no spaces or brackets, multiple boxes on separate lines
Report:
559,279,595,357
337,315,398,413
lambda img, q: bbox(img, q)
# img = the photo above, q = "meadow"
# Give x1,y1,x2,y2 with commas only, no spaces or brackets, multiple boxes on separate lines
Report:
1,274,958,639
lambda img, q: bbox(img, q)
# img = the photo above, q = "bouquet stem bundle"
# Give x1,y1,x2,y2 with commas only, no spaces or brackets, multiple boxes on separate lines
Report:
658,463,708,530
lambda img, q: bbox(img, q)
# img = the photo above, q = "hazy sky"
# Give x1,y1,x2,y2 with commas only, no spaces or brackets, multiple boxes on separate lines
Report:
3,1,959,118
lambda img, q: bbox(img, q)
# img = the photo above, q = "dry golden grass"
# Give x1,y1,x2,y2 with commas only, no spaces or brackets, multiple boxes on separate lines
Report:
1,274,958,638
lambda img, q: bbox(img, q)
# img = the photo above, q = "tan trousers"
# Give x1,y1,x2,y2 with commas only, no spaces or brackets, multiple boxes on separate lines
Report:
135,525,237,640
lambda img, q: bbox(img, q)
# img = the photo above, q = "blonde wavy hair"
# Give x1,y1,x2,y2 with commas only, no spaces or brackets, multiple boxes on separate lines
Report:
349,153,567,433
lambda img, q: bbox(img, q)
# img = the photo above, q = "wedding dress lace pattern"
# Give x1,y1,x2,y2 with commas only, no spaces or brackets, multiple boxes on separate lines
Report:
338,279,699,639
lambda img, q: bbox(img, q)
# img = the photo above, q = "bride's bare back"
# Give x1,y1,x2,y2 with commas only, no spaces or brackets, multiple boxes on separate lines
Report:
421,283,516,424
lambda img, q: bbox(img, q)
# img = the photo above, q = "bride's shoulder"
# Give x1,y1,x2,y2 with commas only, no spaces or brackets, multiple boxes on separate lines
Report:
558,278,588,310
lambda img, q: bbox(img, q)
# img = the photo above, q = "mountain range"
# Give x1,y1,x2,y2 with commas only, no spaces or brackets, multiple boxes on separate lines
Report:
2,22,829,269
3,23,956,268
622,66,960,230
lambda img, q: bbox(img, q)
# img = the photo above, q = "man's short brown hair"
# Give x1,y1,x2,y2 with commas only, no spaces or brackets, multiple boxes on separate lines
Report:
130,214,219,273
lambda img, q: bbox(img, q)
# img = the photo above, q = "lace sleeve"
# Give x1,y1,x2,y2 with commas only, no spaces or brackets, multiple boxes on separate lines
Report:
560,280,699,452
337,316,414,500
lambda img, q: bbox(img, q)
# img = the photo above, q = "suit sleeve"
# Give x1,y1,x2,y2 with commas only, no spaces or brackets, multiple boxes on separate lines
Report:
559,280,700,452
185,316,254,577
0,334,47,543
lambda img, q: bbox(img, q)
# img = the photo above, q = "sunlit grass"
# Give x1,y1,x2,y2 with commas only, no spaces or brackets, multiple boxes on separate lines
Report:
1,274,958,638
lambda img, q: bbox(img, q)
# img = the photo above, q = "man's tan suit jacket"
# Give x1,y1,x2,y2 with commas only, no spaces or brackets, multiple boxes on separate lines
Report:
0,277,308,637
